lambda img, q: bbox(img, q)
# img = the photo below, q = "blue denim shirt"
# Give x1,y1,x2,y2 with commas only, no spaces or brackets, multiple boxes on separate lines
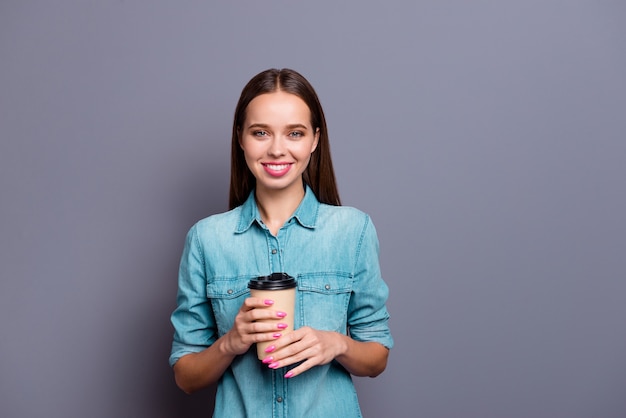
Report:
170,186,393,418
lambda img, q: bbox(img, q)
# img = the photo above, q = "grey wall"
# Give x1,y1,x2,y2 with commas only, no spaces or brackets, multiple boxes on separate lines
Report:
1,1,625,417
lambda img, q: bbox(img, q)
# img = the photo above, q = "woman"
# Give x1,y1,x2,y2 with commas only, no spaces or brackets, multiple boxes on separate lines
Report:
170,68,393,417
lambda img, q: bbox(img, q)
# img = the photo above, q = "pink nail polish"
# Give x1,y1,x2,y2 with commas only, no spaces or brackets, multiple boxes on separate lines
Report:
276,311,286,318
284,371,294,378
264,345,275,353
264,299,274,305
268,362,279,369
262,356,274,364
273,333,282,338
277,323,287,330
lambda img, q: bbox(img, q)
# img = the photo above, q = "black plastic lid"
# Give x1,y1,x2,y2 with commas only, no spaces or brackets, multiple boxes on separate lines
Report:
248,273,297,290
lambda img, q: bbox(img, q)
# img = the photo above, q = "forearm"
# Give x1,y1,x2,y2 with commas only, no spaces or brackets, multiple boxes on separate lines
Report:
173,334,238,394
334,334,389,377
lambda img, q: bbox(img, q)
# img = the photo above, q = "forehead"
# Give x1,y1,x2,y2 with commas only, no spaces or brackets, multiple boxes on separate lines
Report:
245,91,311,126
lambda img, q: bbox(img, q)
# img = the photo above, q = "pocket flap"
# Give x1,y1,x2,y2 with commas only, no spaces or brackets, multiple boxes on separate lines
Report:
206,278,250,299
297,273,352,294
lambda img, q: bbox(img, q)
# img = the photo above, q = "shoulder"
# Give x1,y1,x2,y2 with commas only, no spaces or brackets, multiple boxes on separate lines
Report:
315,204,380,260
188,206,242,237
318,203,370,221
317,204,377,235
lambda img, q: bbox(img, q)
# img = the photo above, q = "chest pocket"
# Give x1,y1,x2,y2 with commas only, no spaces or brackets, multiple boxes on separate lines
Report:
297,273,353,333
206,277,250,337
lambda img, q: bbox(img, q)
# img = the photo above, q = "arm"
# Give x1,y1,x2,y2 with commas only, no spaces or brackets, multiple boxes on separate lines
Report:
173,293,290,393
336,215,392,377
334,335,389,377
173,335,237,394
170,226,289,392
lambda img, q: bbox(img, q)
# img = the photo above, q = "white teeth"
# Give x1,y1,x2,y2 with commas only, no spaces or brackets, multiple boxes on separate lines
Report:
265,164,289,171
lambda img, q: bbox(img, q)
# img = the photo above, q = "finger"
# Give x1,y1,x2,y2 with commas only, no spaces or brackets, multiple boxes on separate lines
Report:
248,320,289,335
264,338,317,370
274,327,305,345
272,326,318,352
242,297,275,310
283,359,316,379
246,309,290,323
248,330,284,345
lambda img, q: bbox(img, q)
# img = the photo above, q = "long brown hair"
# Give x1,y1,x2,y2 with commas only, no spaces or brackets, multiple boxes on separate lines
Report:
229,68,341,209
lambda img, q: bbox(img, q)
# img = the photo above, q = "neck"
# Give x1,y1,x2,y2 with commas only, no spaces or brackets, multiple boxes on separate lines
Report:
255,183,305,235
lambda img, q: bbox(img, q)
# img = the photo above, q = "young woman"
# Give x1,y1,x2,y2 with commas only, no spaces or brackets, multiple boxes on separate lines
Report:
170,68,393,417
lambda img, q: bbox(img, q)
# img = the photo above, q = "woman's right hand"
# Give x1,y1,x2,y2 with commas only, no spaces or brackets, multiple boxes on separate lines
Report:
223,297,288,355
174,296,287,393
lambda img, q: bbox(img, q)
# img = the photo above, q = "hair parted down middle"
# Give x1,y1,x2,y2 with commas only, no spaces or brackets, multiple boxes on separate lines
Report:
229,68,341,209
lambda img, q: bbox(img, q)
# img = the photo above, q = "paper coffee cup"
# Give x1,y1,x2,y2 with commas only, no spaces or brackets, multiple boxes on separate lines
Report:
248,273,297,360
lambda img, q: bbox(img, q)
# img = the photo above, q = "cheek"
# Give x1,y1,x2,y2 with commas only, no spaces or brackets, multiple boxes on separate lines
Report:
298,151,313,170
297,140,317,156
239,146,258,171
240,140,262,159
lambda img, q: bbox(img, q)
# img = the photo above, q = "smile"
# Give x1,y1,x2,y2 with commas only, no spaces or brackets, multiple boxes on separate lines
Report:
262,163,293,177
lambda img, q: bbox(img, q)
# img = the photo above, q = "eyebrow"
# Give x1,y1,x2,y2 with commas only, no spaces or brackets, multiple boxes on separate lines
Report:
246,123,309,130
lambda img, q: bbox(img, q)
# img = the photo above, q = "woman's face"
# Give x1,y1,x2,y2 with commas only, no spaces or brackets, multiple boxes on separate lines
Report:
239,91,319,197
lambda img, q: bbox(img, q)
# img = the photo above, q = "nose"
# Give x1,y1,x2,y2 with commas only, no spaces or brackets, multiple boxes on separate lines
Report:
267,137,286,157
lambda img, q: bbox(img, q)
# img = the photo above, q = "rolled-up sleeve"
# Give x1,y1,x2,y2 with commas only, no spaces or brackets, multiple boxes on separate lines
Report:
348,216,394,350
169,224,217,367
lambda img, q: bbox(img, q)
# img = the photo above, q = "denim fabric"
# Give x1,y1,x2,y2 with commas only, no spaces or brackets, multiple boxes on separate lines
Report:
170,186,393,418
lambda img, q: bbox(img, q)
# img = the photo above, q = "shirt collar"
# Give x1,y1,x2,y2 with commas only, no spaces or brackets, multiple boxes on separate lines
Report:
235,185,320,233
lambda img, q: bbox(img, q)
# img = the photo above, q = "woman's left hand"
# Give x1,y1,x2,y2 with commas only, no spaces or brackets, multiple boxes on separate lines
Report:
260,326,347,378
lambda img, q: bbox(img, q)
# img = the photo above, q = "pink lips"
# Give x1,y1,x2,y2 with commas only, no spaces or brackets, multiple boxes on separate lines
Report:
262,162,292,177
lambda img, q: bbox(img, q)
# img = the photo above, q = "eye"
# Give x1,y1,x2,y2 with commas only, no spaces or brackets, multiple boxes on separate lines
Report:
288,131,304,138
253,130,268,137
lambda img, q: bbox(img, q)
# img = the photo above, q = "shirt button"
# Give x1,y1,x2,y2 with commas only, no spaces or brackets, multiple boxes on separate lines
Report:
276,396,283,403
271,249,277,254
227,289,233,295
325,284,331,290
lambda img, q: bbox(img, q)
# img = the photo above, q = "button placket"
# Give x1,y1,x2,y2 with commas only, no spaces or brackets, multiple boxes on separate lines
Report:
267,233,283,272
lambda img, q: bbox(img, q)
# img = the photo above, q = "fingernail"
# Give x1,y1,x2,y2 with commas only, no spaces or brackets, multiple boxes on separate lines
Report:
284,371,294,378
268,362,280,369
272,333,282,338
262,356,274,364
264,299,274,305
277,323,288,329
264,345,275,353
276,311,286,318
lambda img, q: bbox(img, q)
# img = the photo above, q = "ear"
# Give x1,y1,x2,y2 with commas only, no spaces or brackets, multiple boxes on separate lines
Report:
311,128,320,154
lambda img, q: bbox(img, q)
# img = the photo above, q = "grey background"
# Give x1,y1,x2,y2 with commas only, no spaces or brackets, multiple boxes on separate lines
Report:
1,1,625,417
